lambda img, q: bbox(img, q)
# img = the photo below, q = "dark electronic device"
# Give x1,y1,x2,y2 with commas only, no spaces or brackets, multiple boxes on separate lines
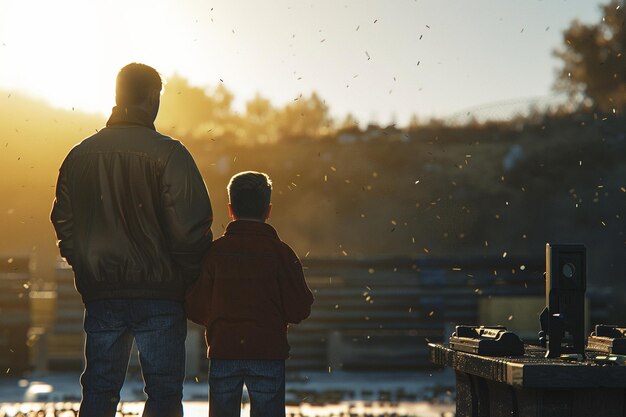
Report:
538,243,586,358
587,325,626,355
449,325,525,356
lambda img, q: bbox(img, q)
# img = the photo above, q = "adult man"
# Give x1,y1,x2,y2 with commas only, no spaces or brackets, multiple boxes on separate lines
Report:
51,63,213,417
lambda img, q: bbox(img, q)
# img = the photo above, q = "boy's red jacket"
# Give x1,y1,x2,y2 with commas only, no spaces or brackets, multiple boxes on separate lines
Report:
185,220,314,359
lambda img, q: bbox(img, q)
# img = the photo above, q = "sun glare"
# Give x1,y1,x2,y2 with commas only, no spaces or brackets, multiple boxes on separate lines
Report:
0,1,109,113
0,0,182,115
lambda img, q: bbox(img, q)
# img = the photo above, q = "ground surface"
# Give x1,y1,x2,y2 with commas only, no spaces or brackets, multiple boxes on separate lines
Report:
0,370,455,416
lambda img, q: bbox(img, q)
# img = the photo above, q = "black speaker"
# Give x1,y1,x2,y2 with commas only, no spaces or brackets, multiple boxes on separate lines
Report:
540,243,586,358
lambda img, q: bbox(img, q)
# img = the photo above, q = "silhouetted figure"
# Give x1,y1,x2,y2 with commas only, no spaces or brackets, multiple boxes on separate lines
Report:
185,171,313,417
51,63,213,417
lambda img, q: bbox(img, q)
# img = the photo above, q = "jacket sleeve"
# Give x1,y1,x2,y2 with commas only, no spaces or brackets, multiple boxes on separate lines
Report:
161,142,213,286
184,257,213,326
278,243,314,324
50,158,75,265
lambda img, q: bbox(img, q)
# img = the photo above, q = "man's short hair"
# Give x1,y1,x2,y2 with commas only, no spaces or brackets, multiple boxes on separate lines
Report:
227,171,272,219
115,63,162,106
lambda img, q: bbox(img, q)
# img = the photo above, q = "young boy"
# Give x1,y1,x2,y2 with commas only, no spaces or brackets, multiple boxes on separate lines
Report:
185,171,314,417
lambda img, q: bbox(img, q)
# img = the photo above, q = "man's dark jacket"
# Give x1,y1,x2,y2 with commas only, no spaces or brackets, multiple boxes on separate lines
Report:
51,106,213,303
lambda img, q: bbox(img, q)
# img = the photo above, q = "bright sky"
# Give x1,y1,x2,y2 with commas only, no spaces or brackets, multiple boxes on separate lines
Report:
0,0,605,126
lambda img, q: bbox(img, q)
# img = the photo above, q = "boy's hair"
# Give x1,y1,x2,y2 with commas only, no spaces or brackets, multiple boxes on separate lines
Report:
116,63,162,106
227,171,272,219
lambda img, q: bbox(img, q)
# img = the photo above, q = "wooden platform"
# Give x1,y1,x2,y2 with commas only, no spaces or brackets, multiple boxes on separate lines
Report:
430,343,626,417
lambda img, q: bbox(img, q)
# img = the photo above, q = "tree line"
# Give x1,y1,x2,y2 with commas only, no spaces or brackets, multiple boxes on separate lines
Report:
157,75,337,145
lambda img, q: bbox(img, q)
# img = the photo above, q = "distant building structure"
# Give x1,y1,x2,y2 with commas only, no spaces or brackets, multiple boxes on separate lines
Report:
337,126,360,145
0,256,31,376
46,258,84,371
337,124,407,144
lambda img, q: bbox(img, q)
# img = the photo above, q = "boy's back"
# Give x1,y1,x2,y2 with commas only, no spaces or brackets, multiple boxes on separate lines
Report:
186,219,313,359
186,170,313,417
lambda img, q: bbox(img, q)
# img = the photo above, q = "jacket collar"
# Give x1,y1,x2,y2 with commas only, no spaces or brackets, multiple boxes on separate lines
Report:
106,105,156,130
224,220,279,239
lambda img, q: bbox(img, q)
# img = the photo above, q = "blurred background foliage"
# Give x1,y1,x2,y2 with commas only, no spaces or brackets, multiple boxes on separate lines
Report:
555,0,626,112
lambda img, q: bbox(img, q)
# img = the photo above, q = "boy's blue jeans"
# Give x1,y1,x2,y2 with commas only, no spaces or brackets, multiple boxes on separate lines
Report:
209,359,286,417
79,299,186,417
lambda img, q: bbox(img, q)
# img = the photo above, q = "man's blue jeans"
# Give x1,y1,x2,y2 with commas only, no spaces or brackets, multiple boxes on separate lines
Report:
79,299,186,417
209,359,286,417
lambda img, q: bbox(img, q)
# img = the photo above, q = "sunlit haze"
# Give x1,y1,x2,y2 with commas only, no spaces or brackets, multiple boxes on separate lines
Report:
0,0,603,125
1,0,626,410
